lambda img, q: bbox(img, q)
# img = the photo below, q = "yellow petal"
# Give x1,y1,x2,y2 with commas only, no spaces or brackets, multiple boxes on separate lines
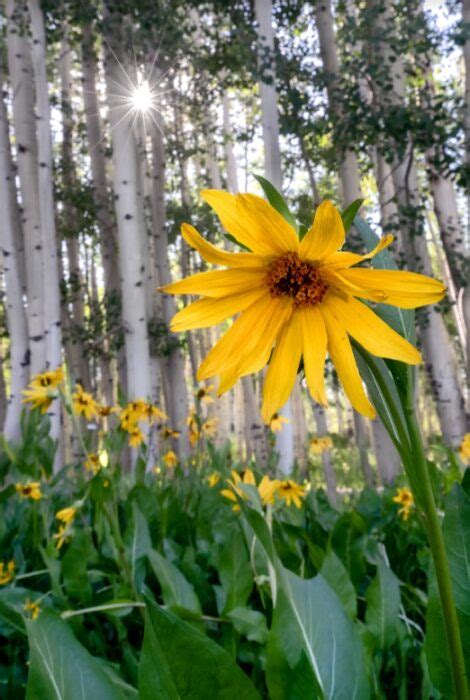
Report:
321,305,376,418
324,234,394,269
162,268,265,298
197,294,275,380
299,306,328,406
261,312,302,422
181,223,267,268
300,200,345,262
170,288,266,332
201,190,299,255
338,269,446,308
323,293,422,364
219,297,293,388
321,267,388,303
243,468,256,485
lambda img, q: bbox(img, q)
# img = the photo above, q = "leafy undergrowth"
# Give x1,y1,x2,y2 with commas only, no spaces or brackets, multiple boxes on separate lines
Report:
0,412,468,699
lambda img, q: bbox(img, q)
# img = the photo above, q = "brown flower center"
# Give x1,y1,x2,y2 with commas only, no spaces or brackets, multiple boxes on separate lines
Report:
267,253,329,307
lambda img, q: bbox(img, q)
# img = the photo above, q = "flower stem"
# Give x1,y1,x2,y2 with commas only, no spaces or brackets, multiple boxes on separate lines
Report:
404,404,467,700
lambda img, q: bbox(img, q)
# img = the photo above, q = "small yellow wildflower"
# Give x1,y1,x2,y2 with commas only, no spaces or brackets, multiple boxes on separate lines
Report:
187,413,200,446
221,469,256,511
458,433,470,463
96,404,113,418
196,384,215,404
0,561,15,585
258,474,280,505
16,482,42,501
128,426,145,448
55,506,77,524
23,599,41,620
53,524,71,550
393,487,414,521
161,427,181,440
207,472,220,487
29,367,64,390
310,436,333,455
277,480,305,508
269,413,289,432
142,403,167,424
22,386,54,413
201,417,219,438
163,450,178,468
22,367,63,413
84,453,101,474
72,384,99,420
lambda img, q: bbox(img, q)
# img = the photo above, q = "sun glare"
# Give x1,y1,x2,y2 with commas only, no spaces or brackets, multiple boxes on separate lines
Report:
131,80,153,113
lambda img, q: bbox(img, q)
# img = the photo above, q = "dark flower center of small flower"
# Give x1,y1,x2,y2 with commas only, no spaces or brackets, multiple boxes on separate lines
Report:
267,253,329,307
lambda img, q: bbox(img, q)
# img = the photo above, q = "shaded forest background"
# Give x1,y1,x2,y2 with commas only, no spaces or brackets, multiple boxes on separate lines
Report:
0,0,468,483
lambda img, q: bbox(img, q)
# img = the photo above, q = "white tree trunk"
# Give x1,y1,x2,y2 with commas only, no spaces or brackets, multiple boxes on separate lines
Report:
463,0,470,412
254,0,295,472
28,0,63,456
0,82,29,440
6,0,45,374
353,411,375,486
312,402,338,506
81,25,121,403
103,39,151,400
151,120,189,454
370,418,401,485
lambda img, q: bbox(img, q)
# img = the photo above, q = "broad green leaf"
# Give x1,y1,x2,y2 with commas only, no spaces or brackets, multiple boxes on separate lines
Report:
320,550,357,619
216,525,253,614
138,600,260,700
26,609,124,700
254,174,299,233
61,530,93,602
148,549,201,617
365,560,401,650
0,587,30,637
330,512,368,586
443,482,470,617
125,502,152,590
341,199,364,233
226,607,268,644
267,570,369,700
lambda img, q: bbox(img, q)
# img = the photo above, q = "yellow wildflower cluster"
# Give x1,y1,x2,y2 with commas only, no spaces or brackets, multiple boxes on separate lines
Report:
458,433,470,464
23,599,41,620
0,560,15,585
72,384,99,420
269,413,289,432
22,367,64,413
163,450,178,468
187,412,219,445
221,469,305,511
118,399,167,447
310,436,333,455
16,482,42,501
195,384,215,405
53,505,78,549
84,452,108,474
207,472,220,487
161,427,181,440
393,487,414,521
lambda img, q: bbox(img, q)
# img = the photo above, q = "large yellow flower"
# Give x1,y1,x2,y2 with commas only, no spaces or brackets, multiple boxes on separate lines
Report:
163,191,445,421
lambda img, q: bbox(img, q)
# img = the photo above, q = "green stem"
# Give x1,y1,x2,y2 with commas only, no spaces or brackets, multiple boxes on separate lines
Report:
404,405,468,700
353,345,412,462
